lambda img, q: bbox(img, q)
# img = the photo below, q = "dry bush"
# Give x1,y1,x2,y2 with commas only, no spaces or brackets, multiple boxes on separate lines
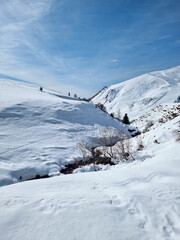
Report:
77,140,92,161
97,127,130,160
158,118,165,123
137,136,144,151
114,138,131,161
116,109,121,120
143,120,154,133
77,127,132,163
97,127,118,158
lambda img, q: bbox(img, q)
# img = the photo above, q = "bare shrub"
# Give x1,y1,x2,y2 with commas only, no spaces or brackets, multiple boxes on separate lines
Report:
77,140,92,161
115,138,131,161
116,109,121,120
97,127,130,160
97,127,117,158
143,120,154,133
158,118,165,123
77,127,133,164
137,136,144,151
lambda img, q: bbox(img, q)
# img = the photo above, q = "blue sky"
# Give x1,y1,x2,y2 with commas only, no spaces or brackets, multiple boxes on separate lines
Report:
0,0,180,97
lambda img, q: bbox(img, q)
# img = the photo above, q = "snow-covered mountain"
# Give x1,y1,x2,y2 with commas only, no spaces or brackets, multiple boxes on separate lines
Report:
92,65,180,120
0,76,180,240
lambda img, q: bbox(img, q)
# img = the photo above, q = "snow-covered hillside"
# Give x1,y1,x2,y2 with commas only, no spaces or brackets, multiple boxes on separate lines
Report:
92,65,180,120
0,78,127,186
0,77,180,240
0,107,179,240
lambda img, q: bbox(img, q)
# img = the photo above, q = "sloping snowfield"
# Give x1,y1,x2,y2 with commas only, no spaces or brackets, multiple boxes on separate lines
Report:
92,65,180,120
0,78,126,186
0,78,180,240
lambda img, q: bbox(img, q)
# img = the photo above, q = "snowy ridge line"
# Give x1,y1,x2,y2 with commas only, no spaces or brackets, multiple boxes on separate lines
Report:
91,65,180,119
89,86,108,101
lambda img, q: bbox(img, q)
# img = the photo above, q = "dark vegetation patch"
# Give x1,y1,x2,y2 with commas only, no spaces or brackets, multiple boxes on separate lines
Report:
128,128,141,137
131,132,141,137
27,174,50,181
60,156,114,174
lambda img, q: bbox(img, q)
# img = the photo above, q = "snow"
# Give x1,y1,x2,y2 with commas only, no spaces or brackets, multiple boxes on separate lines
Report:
0,78,127,186
0,76,180,240
131,103,180,132
0,135,179,240
92,65,180,120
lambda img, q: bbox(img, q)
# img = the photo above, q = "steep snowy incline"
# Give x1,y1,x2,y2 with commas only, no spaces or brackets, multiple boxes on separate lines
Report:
0,78,126,186
92,65,180,120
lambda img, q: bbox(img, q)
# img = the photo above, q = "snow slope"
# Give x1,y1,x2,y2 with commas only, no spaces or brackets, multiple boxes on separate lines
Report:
92,65,180,120
0,77,180,240
0,113,179,240
0,78,127,186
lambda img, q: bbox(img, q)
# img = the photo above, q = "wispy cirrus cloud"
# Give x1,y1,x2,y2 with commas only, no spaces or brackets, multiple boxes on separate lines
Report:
0,1,57,81
0,0,180,97
0,0,92,96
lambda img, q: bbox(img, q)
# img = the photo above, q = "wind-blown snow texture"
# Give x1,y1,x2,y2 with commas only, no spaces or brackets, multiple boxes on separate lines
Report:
92,65,180,120
0,75,180,240
0,78,129,186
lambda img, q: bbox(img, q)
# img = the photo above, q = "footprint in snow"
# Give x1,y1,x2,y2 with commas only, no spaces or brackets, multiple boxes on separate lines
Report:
138,221,146,229
163,226,172,237
128,208,136,215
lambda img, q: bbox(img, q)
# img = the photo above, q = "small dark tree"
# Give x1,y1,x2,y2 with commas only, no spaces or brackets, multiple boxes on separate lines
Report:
68,92,70,96
122,113,130,124
74,93,77,98
39,87,43,92
175,95,180,103
110,113,114,118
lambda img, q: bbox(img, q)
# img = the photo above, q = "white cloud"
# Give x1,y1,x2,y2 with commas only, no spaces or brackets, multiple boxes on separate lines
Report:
111,59,119,63
0,0,97,97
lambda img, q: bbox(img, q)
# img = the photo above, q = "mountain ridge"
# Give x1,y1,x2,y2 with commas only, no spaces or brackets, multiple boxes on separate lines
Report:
91,65,180,120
